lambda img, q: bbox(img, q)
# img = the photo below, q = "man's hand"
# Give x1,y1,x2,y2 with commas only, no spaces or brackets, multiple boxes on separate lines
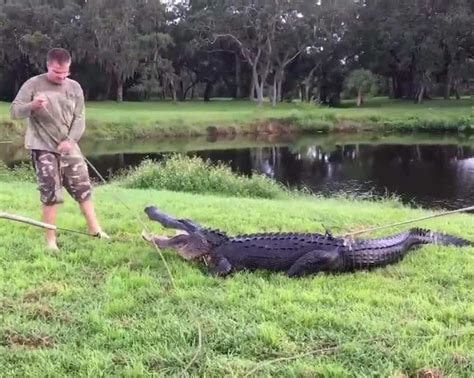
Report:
30,94,47,112
58,140,74,155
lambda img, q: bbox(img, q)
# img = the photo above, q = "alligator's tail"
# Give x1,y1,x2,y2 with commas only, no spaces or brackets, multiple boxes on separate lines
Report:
411,228,472,247
343,228,472,270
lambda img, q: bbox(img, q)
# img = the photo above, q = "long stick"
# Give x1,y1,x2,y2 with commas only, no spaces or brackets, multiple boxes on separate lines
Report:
0,211,94,237
0,211,57,230
343,205,474,238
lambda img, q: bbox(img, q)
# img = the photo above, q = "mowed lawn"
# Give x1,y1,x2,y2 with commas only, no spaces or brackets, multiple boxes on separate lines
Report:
1,97,473,141
0,181,473,376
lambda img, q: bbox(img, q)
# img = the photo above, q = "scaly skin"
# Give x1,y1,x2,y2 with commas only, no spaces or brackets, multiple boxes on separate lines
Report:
143,206,472,277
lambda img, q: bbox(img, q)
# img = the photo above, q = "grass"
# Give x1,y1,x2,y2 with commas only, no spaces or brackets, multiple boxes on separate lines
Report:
1,97,473,142
0,178,473,376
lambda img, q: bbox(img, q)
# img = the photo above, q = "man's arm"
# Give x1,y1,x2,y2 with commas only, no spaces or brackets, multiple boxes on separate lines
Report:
67,87,85,142
10,80,35,120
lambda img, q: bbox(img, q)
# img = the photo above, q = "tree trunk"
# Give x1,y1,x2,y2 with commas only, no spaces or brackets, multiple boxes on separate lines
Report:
304,83,311,103
116,76,123,102
356,89,363,107
104,74,112,100
416,83,425,104
204,82,213,102
277,74,283,103
256,82,264,106
272,75,277,107
444,66,451,100
170,79,177,102
179,79,186,101
235,52,242,98
249,70,255,100
252,67,264,106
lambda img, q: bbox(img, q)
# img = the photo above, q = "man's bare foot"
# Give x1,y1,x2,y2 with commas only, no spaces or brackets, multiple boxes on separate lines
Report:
46,240,59,251
91,230,110,240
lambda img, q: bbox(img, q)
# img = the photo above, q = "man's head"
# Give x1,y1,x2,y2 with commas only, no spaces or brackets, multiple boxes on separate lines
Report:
46,48,71,85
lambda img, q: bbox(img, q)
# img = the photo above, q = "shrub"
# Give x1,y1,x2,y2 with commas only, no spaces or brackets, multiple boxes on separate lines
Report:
117,155,288,199
0,161,35,182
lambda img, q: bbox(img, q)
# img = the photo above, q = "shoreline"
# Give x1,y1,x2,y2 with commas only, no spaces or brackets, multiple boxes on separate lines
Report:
1,98,473,142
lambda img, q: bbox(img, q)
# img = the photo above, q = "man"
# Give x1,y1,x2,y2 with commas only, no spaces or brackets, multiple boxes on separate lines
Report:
10,47,109,250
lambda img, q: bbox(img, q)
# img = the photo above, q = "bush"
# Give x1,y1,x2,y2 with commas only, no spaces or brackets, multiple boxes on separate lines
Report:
117,155,288,199
0,161,36,182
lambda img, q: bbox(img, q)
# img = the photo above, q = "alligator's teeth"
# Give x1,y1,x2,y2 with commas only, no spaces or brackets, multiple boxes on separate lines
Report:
175,230,189,236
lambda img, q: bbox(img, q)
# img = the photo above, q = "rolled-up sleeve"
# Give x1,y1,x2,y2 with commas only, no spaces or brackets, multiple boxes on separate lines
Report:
10,80,34,120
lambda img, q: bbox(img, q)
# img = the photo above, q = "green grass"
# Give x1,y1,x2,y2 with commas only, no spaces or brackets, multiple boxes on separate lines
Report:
0,180,473,376
1,97,473,142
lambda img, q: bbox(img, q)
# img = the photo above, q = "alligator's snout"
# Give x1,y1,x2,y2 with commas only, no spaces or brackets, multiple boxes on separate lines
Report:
141,229,211,261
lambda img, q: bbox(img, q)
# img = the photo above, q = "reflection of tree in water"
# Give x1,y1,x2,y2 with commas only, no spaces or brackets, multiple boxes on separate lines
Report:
245,143,473,209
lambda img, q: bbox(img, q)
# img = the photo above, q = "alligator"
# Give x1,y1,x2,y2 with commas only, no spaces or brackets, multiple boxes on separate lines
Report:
142,206,472,277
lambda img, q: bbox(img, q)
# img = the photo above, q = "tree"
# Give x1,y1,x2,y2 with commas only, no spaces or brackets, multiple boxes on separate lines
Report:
344,69,378,106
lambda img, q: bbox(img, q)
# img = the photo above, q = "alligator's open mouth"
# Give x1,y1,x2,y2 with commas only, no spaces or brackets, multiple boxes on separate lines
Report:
141,229,211,262
141,229,189,244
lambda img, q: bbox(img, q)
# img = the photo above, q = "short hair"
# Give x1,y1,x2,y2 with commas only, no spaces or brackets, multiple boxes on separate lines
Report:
47,48,71,64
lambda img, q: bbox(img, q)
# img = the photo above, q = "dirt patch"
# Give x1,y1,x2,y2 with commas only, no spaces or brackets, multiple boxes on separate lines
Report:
333,120,375,132
206,125,238,138
253,120,298,134
3,330,55,349
411,369,445,378
27,304,56,320
207,120,298,138
23,283,65,302
452,352,472,368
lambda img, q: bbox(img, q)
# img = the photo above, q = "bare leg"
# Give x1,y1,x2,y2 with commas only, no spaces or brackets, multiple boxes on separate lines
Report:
43,204,59,250
79,199,100,234
79,199,109,238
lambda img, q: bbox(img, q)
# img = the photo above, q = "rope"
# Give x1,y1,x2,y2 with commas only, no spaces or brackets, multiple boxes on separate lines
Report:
342,205,474,238
243,330,473,376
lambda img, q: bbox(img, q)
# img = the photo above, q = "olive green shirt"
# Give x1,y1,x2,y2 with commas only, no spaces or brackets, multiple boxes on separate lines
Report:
10,73,85,156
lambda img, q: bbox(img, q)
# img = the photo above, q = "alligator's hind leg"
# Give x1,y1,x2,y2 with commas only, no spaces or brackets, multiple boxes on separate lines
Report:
287,248,342,277
208,257,233,277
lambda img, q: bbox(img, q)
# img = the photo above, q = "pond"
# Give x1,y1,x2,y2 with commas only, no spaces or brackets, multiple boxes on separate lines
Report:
1,132,474,210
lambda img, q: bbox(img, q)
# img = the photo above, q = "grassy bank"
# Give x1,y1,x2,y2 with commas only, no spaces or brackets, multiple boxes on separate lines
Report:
1,97,473,142
1,179,473,376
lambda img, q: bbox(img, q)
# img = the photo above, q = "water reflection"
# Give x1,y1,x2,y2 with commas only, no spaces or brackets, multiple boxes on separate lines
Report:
1,133,474,210
194,143,474,210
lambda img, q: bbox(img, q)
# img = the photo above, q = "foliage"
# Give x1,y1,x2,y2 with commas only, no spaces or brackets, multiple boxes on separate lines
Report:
344,69,379,99
0,0,472,103
117,155,288,199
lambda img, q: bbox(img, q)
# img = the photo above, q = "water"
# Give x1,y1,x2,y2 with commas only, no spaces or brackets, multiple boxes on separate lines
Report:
2,132,474,210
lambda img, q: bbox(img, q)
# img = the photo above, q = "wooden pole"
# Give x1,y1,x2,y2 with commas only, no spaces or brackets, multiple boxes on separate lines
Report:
0,211,57,230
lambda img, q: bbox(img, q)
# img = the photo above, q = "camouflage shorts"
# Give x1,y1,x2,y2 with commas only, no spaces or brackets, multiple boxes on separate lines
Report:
30,150,92,205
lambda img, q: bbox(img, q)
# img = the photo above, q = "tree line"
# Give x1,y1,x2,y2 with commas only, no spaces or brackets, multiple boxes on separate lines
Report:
1,0,473,106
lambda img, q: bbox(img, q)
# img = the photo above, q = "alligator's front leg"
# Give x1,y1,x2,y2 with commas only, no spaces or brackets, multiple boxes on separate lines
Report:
208,256,233,277
287,248,343,277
